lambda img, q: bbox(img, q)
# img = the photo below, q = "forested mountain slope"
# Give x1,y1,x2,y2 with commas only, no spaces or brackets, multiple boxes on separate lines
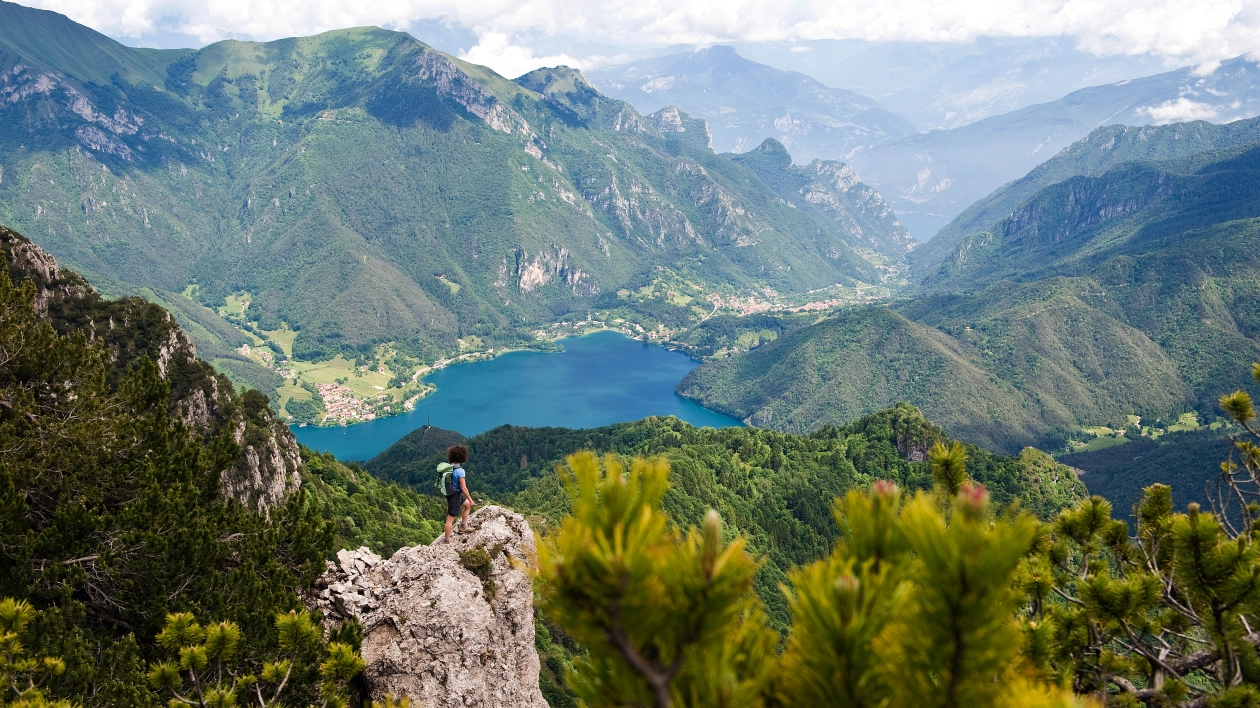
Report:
916,116,1260,273
921,142,1260,289
365,404,1087,627
0,224,485,703
0,2,908,378
679,137,1260,452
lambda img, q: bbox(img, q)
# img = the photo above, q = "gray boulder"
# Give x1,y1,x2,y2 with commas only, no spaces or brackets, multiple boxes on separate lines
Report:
310,505,546,708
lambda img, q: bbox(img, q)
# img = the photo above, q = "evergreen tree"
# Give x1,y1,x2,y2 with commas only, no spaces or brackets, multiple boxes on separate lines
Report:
146,609,363,707
534,452,778,708
1,218,333,702
775,450,1085,707
0,598,73,708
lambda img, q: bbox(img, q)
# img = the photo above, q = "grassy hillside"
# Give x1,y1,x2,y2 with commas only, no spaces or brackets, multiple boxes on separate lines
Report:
0,5,911,411
0,0,169,87
364,405,1088,628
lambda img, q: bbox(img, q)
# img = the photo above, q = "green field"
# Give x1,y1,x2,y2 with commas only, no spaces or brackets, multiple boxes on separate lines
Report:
261,323,298,358
1076,434,1131,453
220,292,253,317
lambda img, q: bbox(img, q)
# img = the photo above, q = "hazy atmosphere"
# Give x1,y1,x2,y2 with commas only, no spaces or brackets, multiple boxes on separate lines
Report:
6,0,1260,704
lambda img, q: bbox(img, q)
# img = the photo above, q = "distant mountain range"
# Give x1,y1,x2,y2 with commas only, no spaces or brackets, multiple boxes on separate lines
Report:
0,1,910,397
846,57,1260,238
734,37,1170,131
679,128,1260,453
585,44,1260,242
913,116,1260,279
585,45,917,163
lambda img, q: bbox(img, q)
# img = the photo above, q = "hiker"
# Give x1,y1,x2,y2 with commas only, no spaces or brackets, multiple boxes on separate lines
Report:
438,445,475,543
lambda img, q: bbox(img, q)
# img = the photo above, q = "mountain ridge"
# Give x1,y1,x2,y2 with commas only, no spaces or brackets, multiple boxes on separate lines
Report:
586,45,917,163
0,6,913,418
678,135,1260,452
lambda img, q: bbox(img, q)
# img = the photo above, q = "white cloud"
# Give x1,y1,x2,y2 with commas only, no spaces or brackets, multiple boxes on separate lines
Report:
23,0,1260,76
1136,97,1221,124
460,32,581,78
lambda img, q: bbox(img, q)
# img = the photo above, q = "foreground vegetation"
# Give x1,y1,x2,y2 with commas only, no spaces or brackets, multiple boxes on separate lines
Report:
532,367,1260,706
0,229,442,704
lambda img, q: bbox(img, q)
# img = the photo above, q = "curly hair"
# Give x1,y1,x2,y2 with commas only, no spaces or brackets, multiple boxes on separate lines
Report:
447,445,468,464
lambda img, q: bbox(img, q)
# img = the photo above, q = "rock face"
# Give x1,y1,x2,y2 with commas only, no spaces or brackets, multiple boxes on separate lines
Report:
1,226,301,513
310,505,546,708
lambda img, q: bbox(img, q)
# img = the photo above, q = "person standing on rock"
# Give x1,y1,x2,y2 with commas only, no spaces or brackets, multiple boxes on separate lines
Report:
442,445,475,543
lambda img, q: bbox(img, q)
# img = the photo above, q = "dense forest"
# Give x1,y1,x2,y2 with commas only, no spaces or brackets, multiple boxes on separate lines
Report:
367,402,1088,627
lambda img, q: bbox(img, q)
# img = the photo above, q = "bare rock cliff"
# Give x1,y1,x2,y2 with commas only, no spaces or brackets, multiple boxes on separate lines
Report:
310,505,546,708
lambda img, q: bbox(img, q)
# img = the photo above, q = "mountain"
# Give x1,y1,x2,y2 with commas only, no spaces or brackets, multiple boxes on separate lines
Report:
913,116,1260,274
735,36,1169,131
1064,428,1233,519
679,136,1260,452
919,141,1260,289
364,405,1088,627
728,138,916,258
845,56,1260,239
0,3,910,409
677,290,1191,453
585,45,917,163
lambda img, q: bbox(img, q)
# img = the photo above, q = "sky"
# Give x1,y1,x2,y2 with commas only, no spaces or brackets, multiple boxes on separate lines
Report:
23,0,1260,80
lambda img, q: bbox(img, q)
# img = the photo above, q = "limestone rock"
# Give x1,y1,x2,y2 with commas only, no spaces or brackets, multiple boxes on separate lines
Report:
310,506,546,708
0,227,301,513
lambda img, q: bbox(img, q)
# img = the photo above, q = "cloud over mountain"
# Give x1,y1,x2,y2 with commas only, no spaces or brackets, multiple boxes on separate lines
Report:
23,0,1260,78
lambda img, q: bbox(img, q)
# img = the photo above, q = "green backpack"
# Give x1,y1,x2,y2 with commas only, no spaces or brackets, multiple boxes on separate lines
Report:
436,462,456,497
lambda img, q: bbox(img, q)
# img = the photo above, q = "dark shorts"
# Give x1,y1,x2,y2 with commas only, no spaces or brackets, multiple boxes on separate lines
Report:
446,492,465,518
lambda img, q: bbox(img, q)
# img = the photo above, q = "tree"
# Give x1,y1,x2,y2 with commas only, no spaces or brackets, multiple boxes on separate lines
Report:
534,452,777,708
0,599,73,708
146,609,363,708
1004,363,1260,706
534,449,1085,707
775,444,1085,708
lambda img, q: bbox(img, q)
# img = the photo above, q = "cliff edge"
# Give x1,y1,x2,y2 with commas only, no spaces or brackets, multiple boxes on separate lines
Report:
310,505,546,708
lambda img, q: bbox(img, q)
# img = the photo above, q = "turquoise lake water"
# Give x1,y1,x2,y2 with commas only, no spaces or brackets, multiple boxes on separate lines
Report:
291,330,741,461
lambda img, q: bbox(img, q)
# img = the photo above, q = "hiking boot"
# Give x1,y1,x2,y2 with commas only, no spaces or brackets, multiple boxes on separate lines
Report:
434,536,450,545
457,523,473,535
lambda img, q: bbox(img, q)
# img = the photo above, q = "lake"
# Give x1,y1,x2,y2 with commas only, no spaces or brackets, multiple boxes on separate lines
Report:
291,330,741,460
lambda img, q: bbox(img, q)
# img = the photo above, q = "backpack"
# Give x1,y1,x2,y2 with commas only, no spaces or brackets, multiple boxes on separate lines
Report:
436,462,458,497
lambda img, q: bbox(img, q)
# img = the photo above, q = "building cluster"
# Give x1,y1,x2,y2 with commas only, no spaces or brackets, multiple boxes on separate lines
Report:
315,383,376,424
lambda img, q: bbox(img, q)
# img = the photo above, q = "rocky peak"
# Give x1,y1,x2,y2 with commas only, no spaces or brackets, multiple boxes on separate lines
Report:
309,505,546,707
650,106,714,151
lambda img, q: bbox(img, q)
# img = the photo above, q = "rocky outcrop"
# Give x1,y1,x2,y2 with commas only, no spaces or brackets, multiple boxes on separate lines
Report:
411,50,532,138
310,506,546,708
0,227,301,512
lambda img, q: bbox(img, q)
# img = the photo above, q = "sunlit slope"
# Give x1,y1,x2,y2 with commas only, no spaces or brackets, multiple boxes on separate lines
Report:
0,0,169,86
0,12,905,363
680,139,1260,450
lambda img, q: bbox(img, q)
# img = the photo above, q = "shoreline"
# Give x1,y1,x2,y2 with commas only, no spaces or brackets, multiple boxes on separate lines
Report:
293,329,689,429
